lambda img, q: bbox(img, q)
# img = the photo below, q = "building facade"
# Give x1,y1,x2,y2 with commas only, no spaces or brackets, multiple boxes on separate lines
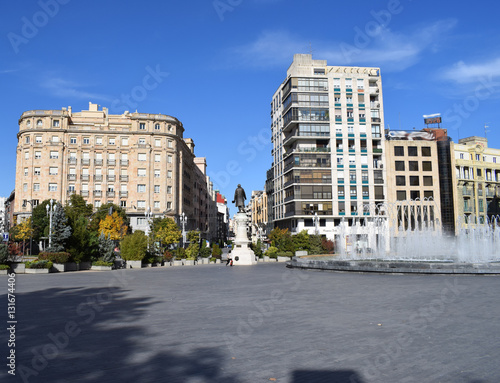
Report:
249,190,267,243
267,54,386,242
15,102,213,233
452,136,500,227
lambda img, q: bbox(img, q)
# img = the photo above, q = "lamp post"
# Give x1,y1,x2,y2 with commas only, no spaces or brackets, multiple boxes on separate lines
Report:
22,199,35,256
145,207,153,255
46,199,57,248
180,212,187,248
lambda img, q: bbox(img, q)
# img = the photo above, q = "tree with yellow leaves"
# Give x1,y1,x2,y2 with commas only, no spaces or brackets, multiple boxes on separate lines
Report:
98,212,128,240
14,217,34,256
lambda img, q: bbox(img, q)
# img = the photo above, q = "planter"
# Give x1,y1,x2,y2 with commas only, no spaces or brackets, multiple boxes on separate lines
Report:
173,260,184,266
277,256,291,263
26,268,50,274
11,263,26,273
184,260,195,266
215,259,221,264
114,260,126,269
200,258,209,265
78,262,92,270
65,262,78,271
263,256,270,262
127,260,142,269
144,263,152,268
0,269,8,275
52,263,67,272
91,266,113,271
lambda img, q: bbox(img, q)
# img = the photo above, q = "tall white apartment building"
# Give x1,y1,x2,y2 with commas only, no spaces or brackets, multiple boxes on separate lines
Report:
267,54,387,243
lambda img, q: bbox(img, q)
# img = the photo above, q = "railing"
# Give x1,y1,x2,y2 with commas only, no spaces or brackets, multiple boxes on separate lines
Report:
81,159,90,166
106,191,115,197
68,158,77,164
80,191,89,197
120,160,129,166
94,159,103,166
94,175,103,182
93,191,102,197
66,189,76,195
107,175,116,182
81,175,90,181
67,174,76,180
107,160,116,166
119,191,128,198
120,175,129,182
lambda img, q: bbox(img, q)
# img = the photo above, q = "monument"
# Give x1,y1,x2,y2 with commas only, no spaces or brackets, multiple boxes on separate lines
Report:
231,184,257,265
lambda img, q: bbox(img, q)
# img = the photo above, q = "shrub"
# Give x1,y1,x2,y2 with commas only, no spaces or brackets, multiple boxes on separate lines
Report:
0,244,9,264
277,251,293,258
120,231,148,261
163,250,174,262
265,246,278,259
0,264,10,270
185,243,199,260
200,246,212,258
209,257,217,263
175,247,186,259
322,238,335,254
92,260,113,267
27,260,53,269
212,244,222,258
38,251,71,264
251,240,263,258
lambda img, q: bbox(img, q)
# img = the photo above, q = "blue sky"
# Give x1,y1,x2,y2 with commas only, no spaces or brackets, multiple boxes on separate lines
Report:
2,0,500,216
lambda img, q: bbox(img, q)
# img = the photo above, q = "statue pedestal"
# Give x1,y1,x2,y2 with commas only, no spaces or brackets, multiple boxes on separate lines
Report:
232,212,257,266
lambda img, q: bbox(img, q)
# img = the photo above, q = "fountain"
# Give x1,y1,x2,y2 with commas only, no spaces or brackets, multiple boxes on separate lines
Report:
289,199,500,274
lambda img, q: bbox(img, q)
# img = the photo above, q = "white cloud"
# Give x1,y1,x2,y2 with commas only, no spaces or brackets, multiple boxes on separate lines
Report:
40,76,112,101
441,57,500,83
231,19,457,72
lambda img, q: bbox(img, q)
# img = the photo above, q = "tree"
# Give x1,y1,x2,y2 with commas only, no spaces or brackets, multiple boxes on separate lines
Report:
13,218,34,255
212,244,222,258
0,244,9,264
120,231,148,261
46,203,72,253
32,200,51,242
98,232,115,263
268,227,293,252
152,217,181,249
292,230,310,252
309,235,324,255
98,212,128,240
65,195,96,262
89,203,130,234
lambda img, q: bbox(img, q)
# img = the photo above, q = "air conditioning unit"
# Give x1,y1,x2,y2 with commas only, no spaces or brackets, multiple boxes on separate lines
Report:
380,164,384,169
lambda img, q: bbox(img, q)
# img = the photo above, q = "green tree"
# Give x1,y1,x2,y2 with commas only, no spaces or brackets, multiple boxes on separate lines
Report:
268,227,293,252
120,231,148,261
152,217,181,249
185,242,200,260
98,232,115,263
0,244,9,264
309,235,323,255
46,203,72,253
32,200,51,242
64,195,95,262
292,230,310,252
212,244,222,258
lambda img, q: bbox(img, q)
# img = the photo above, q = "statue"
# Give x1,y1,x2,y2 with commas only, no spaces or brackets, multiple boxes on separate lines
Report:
232,184,247,213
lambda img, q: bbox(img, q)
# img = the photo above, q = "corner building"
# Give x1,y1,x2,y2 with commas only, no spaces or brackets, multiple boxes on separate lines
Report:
267,54,387,242
15,103,213,234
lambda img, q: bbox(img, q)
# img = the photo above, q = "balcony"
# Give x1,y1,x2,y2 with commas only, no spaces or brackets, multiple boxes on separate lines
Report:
94,159,103,166
107,159,116,166
67,174,77,181
94,175,103,182
68,158,77,164
81,174,90,182
371,117,381,123
374,179,384,184
81,159,90,166
120,159,129,166
93,190,102,197
107,175,116,182
66,189,76,195
80,191,89,197
106,191,116,198
120,175,129,182
119,191,128,198
369,87,379,94
373,148,383,153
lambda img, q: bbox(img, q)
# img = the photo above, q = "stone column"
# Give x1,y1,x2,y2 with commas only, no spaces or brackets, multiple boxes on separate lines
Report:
231,212,257,265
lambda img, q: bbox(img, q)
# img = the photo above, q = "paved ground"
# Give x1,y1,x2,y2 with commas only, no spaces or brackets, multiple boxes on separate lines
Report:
1,263,500,383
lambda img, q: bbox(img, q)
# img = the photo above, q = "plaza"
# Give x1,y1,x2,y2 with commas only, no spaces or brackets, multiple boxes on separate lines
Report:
2,263,500,383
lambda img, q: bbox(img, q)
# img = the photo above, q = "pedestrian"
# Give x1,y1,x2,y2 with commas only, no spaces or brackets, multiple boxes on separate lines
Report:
226,253,233,266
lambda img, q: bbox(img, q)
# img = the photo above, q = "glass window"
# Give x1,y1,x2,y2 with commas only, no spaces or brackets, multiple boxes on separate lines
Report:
396,191,406,201
168,155,172,163
83,137,90,144
154,170,160,178
155,139,161,147
410,190,420,200
49,183,57,191
121,137,128,146
168,140,173,148
109,138,116,145
50,151,58,159
70,137,77,144
155,124,160,130
35,136,42,143
167,186,172,194
394,146,404,156
421,147,431,157
408,147,418,156
95,200,101,208
53,120,60,127
409,161,419,171
137,184,146,193
35,151,41,159
395,161,405,171
422,161,432,171
96,137,103,145
37,119,43,126
24,151,29,159
167,170,172,178
33,183,40,191
138,153,147,161
24,168,28,176
137,200,146,208
139,123,146,130
155,154,161,162
49,167,58,175
409,176,420,186
34,167,41,175
424,191,434,199
138,169,146,177
396,176,406,186
23,183,27,192
154,185,160,193
423,176,433,186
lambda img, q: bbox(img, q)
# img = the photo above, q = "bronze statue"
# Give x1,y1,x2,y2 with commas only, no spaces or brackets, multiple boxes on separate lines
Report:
232,184,247,213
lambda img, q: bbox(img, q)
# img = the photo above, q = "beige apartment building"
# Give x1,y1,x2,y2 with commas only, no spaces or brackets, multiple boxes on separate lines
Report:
453,136,500,226
249,190,267,242
15,102,214,235
384,130,443,232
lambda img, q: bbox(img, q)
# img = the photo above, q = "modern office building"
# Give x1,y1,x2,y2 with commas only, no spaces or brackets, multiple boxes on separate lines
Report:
452,136,500,227
267,54,386,242
14,102,214,233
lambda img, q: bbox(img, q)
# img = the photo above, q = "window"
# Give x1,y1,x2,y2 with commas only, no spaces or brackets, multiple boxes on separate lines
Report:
24,151,29,160
396,176,406,186
155,154,161,162
167,186,172,194
52,136,59,143
53,120,59,127
460,153,464,159
410,190,420,200
168,155,172,164
422,161,432,171
95,200,101,208
70,137,77,144
476,154,480,161
83,137,90,144
49,183,57,191
409,161,419,171
23,183,28,192
96,137,103,145
361,170,368,182
120,201,127,208
37,119,43,126
35,151,41,159
34,167,41,176
350,186,357,197
49,167,58,175
137,184,146,193
121,137,129,146
338,201,345,213
50,151,58,159
477,168,481,177
409,176,420,186
33,183,40,192
109,137,116,145
395,161,405,171
168,125,173,132
139,138,146,145
137,217,146,225
494,158,497,164
421,147,431,157
168,140,173,148
155,124,160,130
35,136,42,143
137,200,146,208
154,185,160,193
154,201,160,209
408,147,418,156
155,139,161,147
138,153,147,161
396,191,406,201
394,146,404,156
423,176,433,186
349,171,356,182
314,68,325,75
139,123,146,130
424,191,434,199
154,170,160,178
167,170,172,178
138,168,146,177
24,168,28,176
167,202,172,209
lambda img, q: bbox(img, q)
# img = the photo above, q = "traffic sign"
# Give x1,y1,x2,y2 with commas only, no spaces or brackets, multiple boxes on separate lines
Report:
2,233,9,242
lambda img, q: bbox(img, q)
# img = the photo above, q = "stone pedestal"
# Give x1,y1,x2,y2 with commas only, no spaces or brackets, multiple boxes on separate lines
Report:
232,212,257,266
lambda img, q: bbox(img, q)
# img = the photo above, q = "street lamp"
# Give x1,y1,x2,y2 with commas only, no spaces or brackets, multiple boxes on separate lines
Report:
46,199,57,248
22,199,35,256
145,207,154,254
180,212,187,248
